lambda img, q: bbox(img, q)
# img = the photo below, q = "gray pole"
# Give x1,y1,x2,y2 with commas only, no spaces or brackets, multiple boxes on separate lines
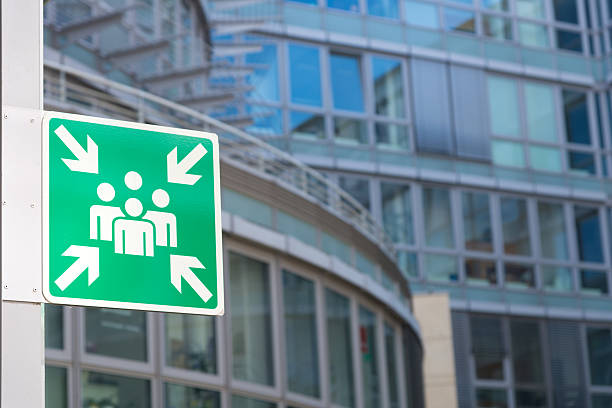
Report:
1,0,45,407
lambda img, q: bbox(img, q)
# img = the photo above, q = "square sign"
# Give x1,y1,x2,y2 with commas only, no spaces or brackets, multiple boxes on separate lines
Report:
42,111,223,315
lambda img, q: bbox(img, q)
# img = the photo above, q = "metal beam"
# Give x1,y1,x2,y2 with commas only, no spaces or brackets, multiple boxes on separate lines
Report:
57,9,125,43
103,39,170,66
213,42,262,57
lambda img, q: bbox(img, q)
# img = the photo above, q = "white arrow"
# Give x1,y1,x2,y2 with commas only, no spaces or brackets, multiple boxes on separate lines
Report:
170,255,212,303
54,125,98,174
55,245,100,291
167,144,207,185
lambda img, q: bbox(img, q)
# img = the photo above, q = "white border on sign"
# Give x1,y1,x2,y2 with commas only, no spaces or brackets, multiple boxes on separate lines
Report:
42,110,224,316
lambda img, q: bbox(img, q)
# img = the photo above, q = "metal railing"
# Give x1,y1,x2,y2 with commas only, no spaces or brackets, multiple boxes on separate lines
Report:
43,60,397,259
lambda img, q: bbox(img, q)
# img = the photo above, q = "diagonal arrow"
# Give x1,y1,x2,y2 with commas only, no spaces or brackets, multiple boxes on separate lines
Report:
167,144,207,185
55,245,99,291
54,124,98,174
170,254,212,303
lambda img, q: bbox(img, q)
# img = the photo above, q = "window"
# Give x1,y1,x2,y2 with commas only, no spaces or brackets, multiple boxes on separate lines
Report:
230,252,274,386
482,0,508,11
359,306,381,407
505,263,535,289
334,117,368,144
165,313,216,374
482,15,512,40
422,187,454,248
500,197,531,256
326,289,354,407
557,29,583,52
45,304,64,349
471,315,505,380
328,0,360,11
476,389,508,407
384,324,400,408
510,320,544,385
405,0,439,28
443,8,476,33
46,366,67,408
563,90,591,145
232,395,276,408
290,112,325,140
518,22,549,48
553,0,578,24
574,206,603,263
283,270,319,397
397,251,419,279
492,140,525,167
375,123,409,149
289,44,322,107
541,266,573,291
516,0,545,18
372,57,404,118
339,176,371,210
381,183,413,244
581,269,608,295
568,151,596,175
85,308,147,361
465,259,497,286
246,43,279,102
424,254,458,282
515,390,547,408
587,328,612,386
525,83,557,142
330,54,364,112
462,191,493,252
529,146,562,172
165,383,220,407
538,202,568,260
487,77,520,138
82,371,150,407
368,0,399,18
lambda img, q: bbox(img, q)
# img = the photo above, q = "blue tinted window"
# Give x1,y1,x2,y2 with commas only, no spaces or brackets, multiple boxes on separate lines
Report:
568,151,596,175
368,0,399,18
444,8,476,33
405,0,439,28
246,44,279,102
553,0,578,24
563,90,591,145
329,0,359,11
556,29,583,52
575,206,604,263
289,44,322,107
330,54,365,112
287,0,318,4
372,57,404,117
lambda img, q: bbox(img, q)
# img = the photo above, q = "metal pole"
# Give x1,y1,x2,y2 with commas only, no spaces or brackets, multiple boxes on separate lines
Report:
1,0,45,407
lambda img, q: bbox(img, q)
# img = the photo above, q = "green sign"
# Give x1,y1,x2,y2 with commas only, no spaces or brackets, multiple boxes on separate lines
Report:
42,112,223,315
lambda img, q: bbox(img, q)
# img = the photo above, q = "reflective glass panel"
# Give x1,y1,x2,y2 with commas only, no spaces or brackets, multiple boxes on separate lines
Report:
587,328,612,385
575,206,603,263
487,76,520,137
85,308,147,361
230,252,274,385
424,254,458,282
563,90,591,145
289,44,322,107
326,289,354,407
372,57,404,118
165,313,216,374
593,395,612,408
290,111,325,140
330,54,364,112
368,0,399,18
246,44,279,102
375,123,409,149
529,145,562,172
581,269,608,295
462,191,493,252
505,263,535,289
231,395,275,408
476,389,508,407
334,117,368,144
541,266,573,292
246,105,282,136
165,383,220,408
397,251,419,279
381,183,413,244
568,151,596,175
329,0,360,11
443,8,475,33
471,316,504,380
553,0,578,23
423,187,454,248
482,15,512,40
339,176,370,210
525,83,557,142
46,366,67,408
45,304,64,349
82,371,150,407
465,259,497,286
359,306,381,408
557,29,583,52
538,202,568,259
405,0,439,28
518,22,549,48
482,0,508,11
511,320,544,384
283,270,319,397
384,324,399,408
501,197,531,255
492,140,525,167
516,0,546,18
516,390,547,408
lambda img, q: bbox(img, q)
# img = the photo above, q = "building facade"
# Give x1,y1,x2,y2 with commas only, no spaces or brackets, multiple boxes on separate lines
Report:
41,1,424,408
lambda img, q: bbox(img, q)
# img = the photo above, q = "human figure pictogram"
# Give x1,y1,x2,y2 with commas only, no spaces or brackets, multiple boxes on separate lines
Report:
114,197,155,257
143,188,177,247
90,182,124,241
